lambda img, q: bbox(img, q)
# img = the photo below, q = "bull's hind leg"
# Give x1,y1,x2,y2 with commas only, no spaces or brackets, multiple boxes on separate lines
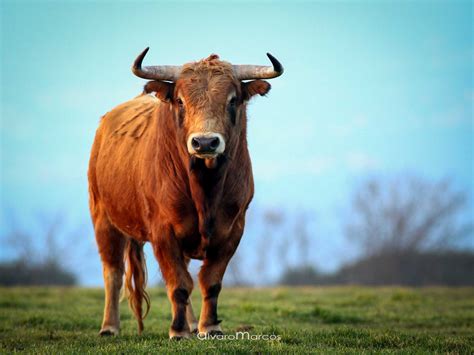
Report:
184,257,198,334
94,212,126,336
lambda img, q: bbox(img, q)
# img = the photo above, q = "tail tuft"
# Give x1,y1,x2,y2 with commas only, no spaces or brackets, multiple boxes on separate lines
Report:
124,239,150,334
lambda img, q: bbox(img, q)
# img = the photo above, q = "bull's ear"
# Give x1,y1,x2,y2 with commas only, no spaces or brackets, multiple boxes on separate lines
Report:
242,80,271,101
143,81,174,102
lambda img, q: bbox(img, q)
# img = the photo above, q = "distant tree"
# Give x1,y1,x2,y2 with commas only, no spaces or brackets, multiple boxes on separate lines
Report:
0,260,76,286
345,176,472,257
0,213,77,286
279,265,325,286
279,250,474,286
276,176,474,287
277,211,324,285
225,250,245,286
294,212,311,267
327,250,474,286
320,176,474,286
254,208,285,284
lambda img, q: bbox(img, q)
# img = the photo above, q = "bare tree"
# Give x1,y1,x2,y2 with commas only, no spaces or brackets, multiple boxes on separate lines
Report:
294,212,311,267
225,251,245,286
276,231,291,274
254,208,284,285
345,176,473,257
0,212,78,285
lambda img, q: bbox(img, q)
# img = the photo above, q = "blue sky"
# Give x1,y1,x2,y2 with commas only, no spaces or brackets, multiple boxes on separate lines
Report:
1,1,472,284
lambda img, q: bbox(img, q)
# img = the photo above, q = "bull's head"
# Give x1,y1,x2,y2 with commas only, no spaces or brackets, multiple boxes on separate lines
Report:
132,47,283,168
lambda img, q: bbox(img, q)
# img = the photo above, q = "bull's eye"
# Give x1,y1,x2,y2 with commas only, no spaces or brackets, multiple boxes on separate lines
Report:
175,97,185,127
228,96,237,108
228,96,237,125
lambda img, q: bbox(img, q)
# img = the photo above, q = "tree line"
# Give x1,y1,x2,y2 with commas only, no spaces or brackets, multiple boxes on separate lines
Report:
1,175,472,286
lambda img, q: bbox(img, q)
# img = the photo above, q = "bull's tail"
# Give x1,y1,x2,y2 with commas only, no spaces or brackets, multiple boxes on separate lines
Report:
123,239,150,334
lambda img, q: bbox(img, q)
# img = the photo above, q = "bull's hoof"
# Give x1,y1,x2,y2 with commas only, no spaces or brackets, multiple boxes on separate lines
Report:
99,326,119,336
198,323,223,337
169,329,192,340
189,321,198,335
170,335,189,341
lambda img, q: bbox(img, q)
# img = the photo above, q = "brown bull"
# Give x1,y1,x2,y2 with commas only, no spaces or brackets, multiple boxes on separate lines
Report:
88,47,283,338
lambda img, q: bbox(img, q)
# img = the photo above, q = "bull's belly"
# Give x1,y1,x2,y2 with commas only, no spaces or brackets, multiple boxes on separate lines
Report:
103,198,150,242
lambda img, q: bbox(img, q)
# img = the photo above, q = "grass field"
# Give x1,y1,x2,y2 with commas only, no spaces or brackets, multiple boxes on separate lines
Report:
0,287,473,353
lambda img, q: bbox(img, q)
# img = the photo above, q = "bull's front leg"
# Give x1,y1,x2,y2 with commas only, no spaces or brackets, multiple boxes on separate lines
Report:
152,227,194,339
198,221,243,336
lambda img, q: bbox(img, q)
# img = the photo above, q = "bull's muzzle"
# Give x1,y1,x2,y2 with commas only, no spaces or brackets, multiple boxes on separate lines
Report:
187,132,225,158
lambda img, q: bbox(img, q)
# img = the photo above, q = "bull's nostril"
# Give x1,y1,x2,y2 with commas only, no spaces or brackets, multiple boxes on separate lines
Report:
210,137,220,150
191,138,200,150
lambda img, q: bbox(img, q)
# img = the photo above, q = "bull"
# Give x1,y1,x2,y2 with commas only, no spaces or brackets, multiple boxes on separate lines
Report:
88,47,283,338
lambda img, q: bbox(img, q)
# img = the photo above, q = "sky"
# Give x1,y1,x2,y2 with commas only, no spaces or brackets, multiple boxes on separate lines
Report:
1,0,473,285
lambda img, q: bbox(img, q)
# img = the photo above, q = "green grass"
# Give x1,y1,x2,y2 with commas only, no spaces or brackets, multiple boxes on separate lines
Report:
0,287,473,353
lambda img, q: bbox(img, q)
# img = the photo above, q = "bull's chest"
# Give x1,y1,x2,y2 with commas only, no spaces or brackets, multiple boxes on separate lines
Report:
172,208,233,239
172,210,200,239
168,199,241,253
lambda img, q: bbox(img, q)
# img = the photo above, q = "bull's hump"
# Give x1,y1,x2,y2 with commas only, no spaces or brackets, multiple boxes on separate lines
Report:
103,94,160,139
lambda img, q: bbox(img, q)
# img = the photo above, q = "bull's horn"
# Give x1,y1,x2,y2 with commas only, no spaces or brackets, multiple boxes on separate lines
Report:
233,53,284,80
132,47,182,81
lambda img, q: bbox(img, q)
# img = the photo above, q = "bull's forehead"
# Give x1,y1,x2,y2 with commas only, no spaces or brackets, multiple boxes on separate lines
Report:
176,55,239,110
178,75,236,108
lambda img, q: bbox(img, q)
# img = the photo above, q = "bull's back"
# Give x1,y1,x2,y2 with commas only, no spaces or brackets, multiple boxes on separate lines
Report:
88,94,160,239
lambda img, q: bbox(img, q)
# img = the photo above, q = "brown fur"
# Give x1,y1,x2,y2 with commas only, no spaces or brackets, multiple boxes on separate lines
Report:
88,54,272,337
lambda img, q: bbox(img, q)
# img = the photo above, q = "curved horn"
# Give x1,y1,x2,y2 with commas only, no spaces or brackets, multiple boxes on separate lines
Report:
132,47,182,81
233,53,284,80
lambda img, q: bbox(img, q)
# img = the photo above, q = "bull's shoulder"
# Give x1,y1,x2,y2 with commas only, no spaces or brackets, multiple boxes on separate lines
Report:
100,94,160,139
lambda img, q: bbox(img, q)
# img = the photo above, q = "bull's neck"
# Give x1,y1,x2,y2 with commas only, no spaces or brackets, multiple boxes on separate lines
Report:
188,155,229,238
